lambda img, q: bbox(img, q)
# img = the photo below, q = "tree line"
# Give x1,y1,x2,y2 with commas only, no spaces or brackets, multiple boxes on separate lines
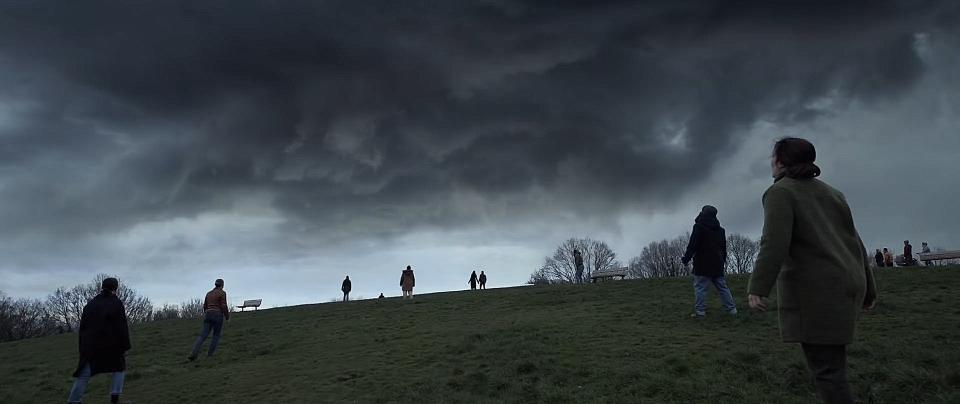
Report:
529,234,760,284
0,274,206,343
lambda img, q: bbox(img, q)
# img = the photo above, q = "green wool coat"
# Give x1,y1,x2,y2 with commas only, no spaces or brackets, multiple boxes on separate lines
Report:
748,177,878,345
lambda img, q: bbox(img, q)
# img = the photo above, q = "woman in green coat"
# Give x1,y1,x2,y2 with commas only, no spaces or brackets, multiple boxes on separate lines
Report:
748,137,878,404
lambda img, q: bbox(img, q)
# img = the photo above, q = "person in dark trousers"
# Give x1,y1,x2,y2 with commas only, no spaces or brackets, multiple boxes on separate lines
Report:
903,240,913,265
189,279,231,361
469,271,478,290
479,271,487,289
400,266,416,299
882,248,894,267
748,138,878,404
67,277,131,404
921,242,932,266
574,250,584,284
682,205,737,317
874,249,884,267
341,276,352,302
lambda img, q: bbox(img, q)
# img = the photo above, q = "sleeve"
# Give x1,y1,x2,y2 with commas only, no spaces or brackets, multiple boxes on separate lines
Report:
721,229,728,264
117,302,132,352
682,225,700,263
400,275,404,286
411,273,416,287
859,238,879,304
220,292,230,320
748,186,794,297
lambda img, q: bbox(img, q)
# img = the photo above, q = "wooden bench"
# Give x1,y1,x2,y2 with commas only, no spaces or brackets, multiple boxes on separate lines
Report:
591,268,627,283
918,250,960,264
237,299,262,311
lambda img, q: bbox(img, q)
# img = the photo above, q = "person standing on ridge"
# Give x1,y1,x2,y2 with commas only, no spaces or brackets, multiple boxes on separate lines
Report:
469,271,478,290
903,240,914,265
574,250,585,284
342,276,352,302
400,266,416,299
921,242,932,266
874,249,884,268
479,271,487,290
882,248,894,267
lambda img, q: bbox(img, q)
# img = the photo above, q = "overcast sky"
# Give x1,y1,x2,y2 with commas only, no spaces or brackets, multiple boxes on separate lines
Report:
1,1,958,307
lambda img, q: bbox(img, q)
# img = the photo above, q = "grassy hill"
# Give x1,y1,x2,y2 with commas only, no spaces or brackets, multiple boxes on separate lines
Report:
2,268,959,403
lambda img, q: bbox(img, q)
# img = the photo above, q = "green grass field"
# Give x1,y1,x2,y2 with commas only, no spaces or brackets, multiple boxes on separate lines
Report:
2,267,959,403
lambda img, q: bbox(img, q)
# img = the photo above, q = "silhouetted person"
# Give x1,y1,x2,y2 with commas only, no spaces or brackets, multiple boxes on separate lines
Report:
574,250,584,284
921,242,932,266
874,249,884,267
469,271,478,290
479,271,487,289
188,279,230,361
748,138,877,404
682,205,737,317
378,293,385,299
903,240,913,265
400,266,416,299
67,277,130,404
342,276,352,302
883,248,894,267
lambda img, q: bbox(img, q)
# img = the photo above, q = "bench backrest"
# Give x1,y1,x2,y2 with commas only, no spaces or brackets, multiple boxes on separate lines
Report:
241,299,262,307
918,251,960,260
591,269,626,278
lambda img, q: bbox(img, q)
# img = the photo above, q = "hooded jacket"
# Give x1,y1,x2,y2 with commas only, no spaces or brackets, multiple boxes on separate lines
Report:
73,291,131,377
682,206,727,278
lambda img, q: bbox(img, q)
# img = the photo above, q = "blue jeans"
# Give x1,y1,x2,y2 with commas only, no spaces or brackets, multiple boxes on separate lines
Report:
67,363,124,403
693,275,737,315
191,311,224,358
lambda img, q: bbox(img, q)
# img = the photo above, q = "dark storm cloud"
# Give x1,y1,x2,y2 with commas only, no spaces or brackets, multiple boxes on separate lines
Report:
0,0,955,253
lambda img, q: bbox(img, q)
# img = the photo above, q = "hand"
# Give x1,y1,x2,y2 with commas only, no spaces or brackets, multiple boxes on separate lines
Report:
748,294,768,312
863,298,877,311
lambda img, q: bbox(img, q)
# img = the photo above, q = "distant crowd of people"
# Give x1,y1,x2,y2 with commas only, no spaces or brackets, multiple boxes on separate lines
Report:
68,138,916,404
873,240,934,267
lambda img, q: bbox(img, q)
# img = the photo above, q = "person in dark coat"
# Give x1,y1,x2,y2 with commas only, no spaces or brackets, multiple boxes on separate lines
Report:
573,250,585,284
479,271,487,290
342,276,352,302
682,205,737,317
67,277,131,404
874,249,884,267
748,138,878,404
469,271,478,290
903,240,913,265
400,266,416,299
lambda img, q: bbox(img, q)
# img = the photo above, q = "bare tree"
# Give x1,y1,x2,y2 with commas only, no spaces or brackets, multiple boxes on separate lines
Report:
179,298,205,319
727,234,760,274
628,234,689,278
533,237,620,284
152,304,181,321
46,287,80,332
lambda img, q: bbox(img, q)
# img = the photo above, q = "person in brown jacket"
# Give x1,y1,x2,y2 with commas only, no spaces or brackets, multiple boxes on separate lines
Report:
748,138,878,404
188,279,231,361
400,266,416,299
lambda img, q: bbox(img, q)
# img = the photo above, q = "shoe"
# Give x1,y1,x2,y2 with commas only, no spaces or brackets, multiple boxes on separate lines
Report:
728,309,739,315
187,355,197,361
690,313,705,319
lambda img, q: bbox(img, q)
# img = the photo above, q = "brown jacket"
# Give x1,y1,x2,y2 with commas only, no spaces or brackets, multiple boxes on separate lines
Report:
204,288,230,320
400,269,415,291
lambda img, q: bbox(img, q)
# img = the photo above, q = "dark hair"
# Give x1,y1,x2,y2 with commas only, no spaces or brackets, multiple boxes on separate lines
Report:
102,277,119,292
406,265,411,270
215,278,224,287
773,137,820,179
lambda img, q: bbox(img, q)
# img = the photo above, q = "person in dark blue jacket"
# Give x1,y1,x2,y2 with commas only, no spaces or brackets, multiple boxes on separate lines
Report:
682,205,737,317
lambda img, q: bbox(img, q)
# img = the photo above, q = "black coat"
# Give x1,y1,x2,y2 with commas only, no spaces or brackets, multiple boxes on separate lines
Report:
342,279,352,293
73,292,131,377
682,213,727,278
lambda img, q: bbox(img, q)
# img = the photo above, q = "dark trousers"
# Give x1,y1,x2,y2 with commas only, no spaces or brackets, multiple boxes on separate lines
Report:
191,311,224,358
801,343,855,404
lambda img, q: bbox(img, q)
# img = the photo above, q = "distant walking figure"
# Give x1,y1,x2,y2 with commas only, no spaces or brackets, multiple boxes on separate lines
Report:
903,240,914,265
189,279,231,361
748,138,878,404
469,271,478,290
921,242,932,266
682,205,737,317
874,249,884,267
574,250,585,284
67,277,130,404
400,266,416,299
342,276,352,302
882,248,894,267
479,271,487,290
378,293,385,299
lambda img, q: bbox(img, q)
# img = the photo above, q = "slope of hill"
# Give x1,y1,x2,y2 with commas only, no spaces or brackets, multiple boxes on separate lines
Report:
2,268,959,403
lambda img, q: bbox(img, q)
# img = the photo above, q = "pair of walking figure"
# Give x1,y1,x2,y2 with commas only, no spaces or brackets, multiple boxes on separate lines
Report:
468,270,487,290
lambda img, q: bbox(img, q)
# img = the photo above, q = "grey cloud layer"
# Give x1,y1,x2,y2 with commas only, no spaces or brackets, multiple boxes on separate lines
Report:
0,1,956,267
